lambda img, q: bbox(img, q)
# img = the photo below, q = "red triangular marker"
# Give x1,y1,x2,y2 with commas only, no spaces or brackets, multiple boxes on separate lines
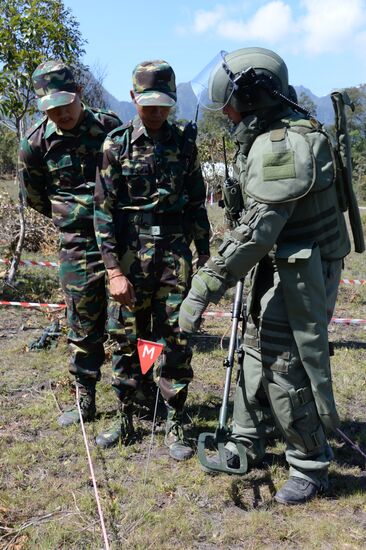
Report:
137,338,164,375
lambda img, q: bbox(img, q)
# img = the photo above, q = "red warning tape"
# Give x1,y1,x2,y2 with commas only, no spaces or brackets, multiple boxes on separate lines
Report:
0,302,365,325
202,311,366,325
0,258,58,268
1,258,366,284
340,279,365,285
0,300,65,309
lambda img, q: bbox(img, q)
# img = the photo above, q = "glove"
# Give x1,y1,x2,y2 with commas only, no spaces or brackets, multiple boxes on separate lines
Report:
179,267,226,333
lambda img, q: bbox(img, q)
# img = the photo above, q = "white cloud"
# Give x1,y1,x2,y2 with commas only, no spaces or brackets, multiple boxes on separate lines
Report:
218,1,294,43
193,7,225,33
299,0,366,54
189,0,366,56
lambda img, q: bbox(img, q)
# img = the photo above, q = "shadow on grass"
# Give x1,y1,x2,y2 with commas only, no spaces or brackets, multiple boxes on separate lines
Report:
189,333,230,353
333,420,366,470
229,471,277,510
332,340,366,350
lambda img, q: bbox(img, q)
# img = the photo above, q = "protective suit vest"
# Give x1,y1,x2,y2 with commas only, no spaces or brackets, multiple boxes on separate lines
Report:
245,117,351,261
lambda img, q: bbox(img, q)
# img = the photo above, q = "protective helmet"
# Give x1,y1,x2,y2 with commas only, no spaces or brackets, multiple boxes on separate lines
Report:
209,47,289,113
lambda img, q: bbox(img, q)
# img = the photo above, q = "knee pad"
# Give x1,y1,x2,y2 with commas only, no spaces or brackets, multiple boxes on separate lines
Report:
264,380,327,455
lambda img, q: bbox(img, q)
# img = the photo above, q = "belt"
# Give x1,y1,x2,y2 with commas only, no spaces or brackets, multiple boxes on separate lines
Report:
138,225,183,236
127,211,182,225
127,211,183,236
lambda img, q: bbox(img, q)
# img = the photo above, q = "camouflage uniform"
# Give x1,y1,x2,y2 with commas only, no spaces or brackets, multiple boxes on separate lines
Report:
19,61,121,409
94,113,210,409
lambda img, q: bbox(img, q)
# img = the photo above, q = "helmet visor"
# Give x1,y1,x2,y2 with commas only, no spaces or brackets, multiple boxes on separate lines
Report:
191,51,234,111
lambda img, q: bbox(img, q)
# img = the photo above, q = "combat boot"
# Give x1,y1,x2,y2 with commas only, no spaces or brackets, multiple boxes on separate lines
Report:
58,383,96,427
164,406,193,461
274,476,319,505
96,403,135,449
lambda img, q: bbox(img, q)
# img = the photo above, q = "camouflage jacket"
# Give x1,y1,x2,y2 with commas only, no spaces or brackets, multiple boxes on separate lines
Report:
94,115,210,269
19,106,121,233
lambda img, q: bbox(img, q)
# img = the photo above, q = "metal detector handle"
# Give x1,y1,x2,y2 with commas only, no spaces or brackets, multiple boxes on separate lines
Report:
218,279,244,429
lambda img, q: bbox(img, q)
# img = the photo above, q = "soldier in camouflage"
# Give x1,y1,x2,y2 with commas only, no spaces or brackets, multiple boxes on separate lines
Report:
19,61,121,427
94,60,210,460
179,48,353,502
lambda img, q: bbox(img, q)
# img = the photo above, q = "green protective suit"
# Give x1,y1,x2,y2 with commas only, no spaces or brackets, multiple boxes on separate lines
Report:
201,110,351,487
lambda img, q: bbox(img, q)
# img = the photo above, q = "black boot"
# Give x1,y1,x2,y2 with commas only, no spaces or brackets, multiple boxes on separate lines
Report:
96,403,135,449
275,476,319,505
58,382,96,427
164,406,193,461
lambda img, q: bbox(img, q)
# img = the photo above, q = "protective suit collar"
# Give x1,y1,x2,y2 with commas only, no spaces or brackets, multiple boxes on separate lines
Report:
233,106,292,155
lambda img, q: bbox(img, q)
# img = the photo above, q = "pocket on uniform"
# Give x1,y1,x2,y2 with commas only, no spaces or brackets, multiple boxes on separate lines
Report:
64,293,88,338
106,300,126,337
47,153,81,189
120,159,155,201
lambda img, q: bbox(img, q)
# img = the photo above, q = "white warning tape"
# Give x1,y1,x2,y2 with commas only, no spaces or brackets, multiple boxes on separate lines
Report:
1,258,366,284
202,312,366,325
0,300,65,309
340,279,365,285
0,258,58,268
0,301,365,325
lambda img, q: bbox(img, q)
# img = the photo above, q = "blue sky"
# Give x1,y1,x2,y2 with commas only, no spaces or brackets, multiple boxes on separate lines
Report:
64,0,366,101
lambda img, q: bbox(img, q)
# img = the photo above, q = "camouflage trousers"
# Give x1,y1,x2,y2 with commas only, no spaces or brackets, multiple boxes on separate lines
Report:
59,231,107,386
230,255,342,488
108,233,193,409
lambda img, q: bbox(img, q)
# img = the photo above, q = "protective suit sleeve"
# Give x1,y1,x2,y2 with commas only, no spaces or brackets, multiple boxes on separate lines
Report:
211,200,297,282
179,200,296,333
178,268,227,333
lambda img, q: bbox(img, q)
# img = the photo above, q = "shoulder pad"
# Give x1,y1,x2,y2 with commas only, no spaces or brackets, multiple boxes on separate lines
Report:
25,116,47,139
287,117,323,132
245,125,315,204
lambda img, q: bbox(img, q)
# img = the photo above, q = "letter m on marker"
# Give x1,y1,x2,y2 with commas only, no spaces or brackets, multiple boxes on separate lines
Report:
137,338,164,374
142,345,155,360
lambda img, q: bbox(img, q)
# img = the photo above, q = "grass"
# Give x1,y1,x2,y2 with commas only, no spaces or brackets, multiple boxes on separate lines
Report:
0,209,366,549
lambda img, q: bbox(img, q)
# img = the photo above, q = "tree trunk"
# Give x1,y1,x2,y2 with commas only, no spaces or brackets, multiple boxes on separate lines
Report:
6,119,25,286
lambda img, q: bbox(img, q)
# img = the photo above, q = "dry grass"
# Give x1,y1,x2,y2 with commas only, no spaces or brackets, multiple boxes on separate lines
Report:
0,206,365,549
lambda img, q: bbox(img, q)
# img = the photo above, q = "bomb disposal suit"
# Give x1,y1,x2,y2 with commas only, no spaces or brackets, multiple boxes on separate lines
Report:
179,48,354,492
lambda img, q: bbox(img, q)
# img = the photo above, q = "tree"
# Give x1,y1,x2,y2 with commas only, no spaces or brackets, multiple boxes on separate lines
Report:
0,123,17,175
0,0,86,135
298,91,317,118
345,85,366,201
0,0,86,283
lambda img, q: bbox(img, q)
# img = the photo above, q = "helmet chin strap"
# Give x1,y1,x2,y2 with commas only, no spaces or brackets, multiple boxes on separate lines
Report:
222,59,311,118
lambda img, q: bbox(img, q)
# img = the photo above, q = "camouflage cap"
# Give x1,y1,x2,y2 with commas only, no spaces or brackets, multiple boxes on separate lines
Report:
32,60,78,111
132,60,176,107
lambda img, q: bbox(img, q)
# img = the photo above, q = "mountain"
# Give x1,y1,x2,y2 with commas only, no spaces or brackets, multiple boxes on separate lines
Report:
293,85,333,125
103,82,336,126
103,89,136,122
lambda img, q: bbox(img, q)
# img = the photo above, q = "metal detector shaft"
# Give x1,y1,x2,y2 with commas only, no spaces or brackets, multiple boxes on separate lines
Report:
198,277,247,474
218,278,244,429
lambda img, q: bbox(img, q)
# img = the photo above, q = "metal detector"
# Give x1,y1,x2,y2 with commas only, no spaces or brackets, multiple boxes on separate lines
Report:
198,279,248,474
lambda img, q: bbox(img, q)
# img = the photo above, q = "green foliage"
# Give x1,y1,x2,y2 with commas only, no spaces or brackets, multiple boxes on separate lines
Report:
197,108,232,157
298,91,317,117
0,125,17,174
0,0,86,135
346,85,366,202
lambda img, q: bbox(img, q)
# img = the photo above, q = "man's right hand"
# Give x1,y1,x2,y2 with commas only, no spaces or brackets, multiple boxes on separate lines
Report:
107,270,136,308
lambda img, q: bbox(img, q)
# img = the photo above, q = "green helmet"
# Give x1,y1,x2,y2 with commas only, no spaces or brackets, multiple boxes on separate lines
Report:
209,47,289,113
